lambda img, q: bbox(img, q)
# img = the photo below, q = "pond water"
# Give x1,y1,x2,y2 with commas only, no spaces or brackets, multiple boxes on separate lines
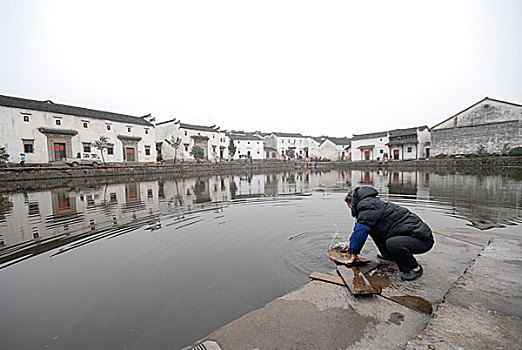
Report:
0,169,521,349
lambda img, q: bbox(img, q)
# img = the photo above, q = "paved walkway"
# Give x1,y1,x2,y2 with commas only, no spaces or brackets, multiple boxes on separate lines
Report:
184,229,522,350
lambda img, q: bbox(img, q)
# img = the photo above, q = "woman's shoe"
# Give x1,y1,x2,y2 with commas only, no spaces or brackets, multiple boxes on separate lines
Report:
401,265,423,281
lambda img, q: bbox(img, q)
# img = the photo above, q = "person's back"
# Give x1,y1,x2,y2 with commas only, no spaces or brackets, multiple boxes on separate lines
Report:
344,185,434,281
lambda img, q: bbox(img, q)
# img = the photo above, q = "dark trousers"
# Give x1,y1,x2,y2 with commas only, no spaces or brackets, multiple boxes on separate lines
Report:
372,235,433,272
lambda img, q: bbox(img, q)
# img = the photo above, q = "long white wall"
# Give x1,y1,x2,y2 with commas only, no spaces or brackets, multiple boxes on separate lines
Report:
0,105,156,164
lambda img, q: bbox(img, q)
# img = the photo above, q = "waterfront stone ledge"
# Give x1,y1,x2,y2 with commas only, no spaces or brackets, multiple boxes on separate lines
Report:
184,229,522,350
0,160,297,183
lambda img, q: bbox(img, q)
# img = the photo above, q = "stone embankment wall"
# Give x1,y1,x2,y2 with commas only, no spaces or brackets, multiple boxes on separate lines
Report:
323,156,522,171
0,160,297,192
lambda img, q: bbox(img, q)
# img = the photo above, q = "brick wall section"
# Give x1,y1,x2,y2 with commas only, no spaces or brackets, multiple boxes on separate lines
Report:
431,99,522,155
432,120,521,155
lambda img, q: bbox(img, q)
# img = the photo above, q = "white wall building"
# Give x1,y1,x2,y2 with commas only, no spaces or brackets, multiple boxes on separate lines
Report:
318,137,351,161
387,126,431,160
304,137,323,159
263,132,308,159
351,131,389,161
0,94,156,164
227,132,264,160
156,119,228,161
431,97,522,156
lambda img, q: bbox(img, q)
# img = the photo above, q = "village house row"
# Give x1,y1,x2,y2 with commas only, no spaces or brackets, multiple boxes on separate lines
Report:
1,94,520,165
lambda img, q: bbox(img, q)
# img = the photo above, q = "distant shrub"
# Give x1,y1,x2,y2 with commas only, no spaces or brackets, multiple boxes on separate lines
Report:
0,146,9,166
508,147,522,156
434,153,447,159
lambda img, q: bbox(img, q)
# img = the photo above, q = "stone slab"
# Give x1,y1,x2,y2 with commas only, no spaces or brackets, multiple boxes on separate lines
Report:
367,232,483,311
406,238,522,350
195,281,430,350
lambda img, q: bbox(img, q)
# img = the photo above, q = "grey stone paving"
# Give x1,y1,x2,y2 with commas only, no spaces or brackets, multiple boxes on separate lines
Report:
406,238,522,350
184,230,522,350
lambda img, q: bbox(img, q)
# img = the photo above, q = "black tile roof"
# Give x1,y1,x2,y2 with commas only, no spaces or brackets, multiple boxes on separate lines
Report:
179,122,220,132
351,131,388,140
388,126,427,137
271,132,305,138
228,133,263,141
0,94,153,126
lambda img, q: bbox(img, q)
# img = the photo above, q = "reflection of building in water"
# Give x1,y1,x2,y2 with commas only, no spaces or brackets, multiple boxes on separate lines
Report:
303,170,348,192
388,171,417,196
2,170,521,262
350,170,388,193
349,170,431,199
234,174,265,198
428,173,522,230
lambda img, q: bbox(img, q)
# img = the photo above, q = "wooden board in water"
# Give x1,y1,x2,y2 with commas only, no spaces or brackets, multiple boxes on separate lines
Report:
325,250,371,266
337,265,381,295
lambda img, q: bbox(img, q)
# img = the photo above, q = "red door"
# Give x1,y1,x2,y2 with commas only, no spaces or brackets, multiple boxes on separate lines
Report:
126,147,135,161
54,143,66,160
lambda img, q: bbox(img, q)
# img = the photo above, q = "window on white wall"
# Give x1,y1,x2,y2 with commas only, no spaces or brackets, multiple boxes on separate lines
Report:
145,145,151,156
127,126,132,133
407,147,412,153
107,144,114,155
23,114,30,122
83,143,91,152
23,139,34,153
82,121,89,128
55,118,61,125
106,124,111,131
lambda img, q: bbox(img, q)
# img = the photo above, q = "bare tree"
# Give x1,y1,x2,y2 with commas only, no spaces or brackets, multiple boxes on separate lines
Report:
165,136,182,163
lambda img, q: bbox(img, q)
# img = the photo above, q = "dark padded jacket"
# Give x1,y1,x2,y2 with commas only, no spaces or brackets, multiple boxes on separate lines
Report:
348,186,433,242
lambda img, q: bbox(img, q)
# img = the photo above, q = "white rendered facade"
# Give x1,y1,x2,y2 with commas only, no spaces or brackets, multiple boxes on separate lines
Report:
156,119,228,161
351,131,389,161
228,133,264,160
0,95,156,164
263,132,308,159
304,137,322,159
318,137,351,161
387,126,431,160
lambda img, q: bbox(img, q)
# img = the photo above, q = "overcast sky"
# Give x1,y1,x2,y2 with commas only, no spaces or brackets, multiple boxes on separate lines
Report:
1,0,521,137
